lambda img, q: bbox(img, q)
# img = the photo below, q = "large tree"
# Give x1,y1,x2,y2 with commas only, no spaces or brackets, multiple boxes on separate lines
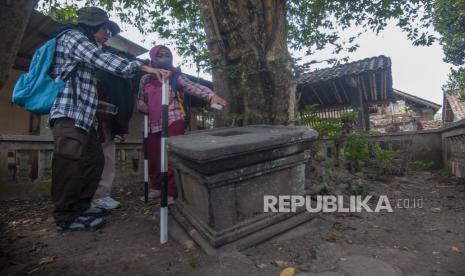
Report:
433,0,465,96
11,0,445,124
196,0,295,124
90,0,438,125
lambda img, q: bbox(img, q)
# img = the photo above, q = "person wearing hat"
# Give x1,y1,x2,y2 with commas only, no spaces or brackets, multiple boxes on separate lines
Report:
48,7,169,232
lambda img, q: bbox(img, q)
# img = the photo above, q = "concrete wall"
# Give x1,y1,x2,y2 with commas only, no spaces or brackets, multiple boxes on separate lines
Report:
0,69,32,135
441,119,465,177
2,119,465,200
319,129,443,168
0,135,143,200
320,119,465,177
368,130,443,168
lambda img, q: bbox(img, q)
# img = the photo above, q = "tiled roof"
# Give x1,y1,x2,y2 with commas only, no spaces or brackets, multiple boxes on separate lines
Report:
298,55,391,85
392,89,441,111
420,120,442,130
297,55,393,109
445,91,465,121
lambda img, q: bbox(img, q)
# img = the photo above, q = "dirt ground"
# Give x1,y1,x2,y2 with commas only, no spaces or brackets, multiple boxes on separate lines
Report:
1,170,465,276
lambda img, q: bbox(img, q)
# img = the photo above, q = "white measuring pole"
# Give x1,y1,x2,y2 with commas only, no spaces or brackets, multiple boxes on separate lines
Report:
143,112,149,203
160,77,169,244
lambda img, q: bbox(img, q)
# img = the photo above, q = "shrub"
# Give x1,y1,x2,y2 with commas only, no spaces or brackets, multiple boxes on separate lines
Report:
438,166,454,176
344,132,369,162
349,184,368,196
413,160,434,171
373,144,399,171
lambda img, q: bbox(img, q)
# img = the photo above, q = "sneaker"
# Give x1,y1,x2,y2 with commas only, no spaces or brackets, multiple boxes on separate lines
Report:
92,196,121,210
56,216,105,232
82,206,110,217
168,196,176,206
141,189,161,202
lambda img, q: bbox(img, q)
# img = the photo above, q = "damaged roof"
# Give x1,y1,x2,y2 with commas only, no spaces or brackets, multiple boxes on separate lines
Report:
443,91,465,123
297,55,393,108
392,89,441,112
298,55,391,85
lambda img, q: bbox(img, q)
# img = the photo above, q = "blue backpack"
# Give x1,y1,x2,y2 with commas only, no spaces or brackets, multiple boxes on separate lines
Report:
12,30,74,115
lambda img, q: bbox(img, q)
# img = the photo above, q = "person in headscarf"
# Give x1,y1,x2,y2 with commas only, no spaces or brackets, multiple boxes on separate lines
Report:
137,45,226,204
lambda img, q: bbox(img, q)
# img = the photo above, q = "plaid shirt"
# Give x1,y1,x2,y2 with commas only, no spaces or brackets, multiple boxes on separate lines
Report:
138,74,214,133
48,29,142,132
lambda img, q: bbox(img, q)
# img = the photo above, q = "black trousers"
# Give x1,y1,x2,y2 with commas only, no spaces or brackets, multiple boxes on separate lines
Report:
51,118,104,225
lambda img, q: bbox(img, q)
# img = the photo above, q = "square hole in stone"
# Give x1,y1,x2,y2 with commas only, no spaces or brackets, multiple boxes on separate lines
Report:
209,130,249,137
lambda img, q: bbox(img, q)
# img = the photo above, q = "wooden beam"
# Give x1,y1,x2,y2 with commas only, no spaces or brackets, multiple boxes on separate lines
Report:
355,78,369,131
300,88,314,105
358,76,368,101
345,76,358,88
316,83,332,105
331,82,344,104
309,85,324,105
364,102,370,130
382,72,387,100
369,73,377,101
337,79,350,103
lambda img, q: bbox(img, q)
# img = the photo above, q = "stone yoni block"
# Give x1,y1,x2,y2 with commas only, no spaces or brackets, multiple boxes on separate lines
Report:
168,125,317,249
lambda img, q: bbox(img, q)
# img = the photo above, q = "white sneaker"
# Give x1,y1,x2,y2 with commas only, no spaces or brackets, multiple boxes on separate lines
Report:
104,197,121,209
168,196,176,206
92,196,121,210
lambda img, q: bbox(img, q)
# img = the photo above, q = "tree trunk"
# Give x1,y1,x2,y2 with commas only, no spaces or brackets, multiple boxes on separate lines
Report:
198,0,296,125
0,0,36,90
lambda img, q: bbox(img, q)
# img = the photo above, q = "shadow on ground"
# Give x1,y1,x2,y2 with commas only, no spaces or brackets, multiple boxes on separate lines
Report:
1,171,465,275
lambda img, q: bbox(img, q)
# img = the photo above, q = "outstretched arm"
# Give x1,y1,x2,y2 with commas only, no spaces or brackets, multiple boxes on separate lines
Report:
67,30,170,80
177,75,226,106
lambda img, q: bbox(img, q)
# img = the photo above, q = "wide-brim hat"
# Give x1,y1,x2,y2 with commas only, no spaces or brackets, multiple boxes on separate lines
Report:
77,7,120,34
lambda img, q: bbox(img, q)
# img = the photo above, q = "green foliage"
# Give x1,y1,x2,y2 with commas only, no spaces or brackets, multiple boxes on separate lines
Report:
223,113,245,127
300,104,358,165
349,183,368,196
343,132,369,162
443,69,465,97
437,166,454,176
38,0,465,105
39,0,440,74
299,104,320,124
49,6,78,23
286,0,436,73
373,144,398,170
319,170,332,184
433,0,465,96
368,130,382,136
413,160,434,170
313,119,343,141
321,157,335,168
39,0,210,71
434,0,465,66
300,104,358,142
340,110,358,121
300,105,342,141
